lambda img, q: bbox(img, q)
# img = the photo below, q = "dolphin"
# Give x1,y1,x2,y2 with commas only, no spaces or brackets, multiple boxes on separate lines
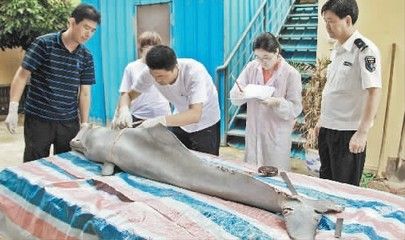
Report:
70,124,343,240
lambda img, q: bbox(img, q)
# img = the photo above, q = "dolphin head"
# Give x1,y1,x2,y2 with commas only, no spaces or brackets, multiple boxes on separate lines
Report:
70,124,93,154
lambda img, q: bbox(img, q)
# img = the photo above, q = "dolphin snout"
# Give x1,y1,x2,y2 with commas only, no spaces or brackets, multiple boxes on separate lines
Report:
70,137,86,154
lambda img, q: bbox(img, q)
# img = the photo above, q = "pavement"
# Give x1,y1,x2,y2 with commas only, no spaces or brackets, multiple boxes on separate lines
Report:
0,115,24,170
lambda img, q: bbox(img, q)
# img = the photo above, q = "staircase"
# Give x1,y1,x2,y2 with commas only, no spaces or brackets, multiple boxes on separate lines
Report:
226,2,318,159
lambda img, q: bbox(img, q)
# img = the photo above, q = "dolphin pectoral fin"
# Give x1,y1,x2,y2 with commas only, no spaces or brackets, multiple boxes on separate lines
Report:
302,197,345,214
281,198,320,240
313,200,345,214
101,162,115,176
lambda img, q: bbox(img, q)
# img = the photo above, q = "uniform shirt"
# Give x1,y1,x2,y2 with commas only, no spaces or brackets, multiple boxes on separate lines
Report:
119,60,171,119
320,31,382,130
230,58,302,170
22,31,95,121
133,59,220,133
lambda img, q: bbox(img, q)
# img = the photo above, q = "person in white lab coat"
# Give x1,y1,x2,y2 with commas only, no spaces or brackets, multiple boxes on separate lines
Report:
112,31,171,128
230,32,302,170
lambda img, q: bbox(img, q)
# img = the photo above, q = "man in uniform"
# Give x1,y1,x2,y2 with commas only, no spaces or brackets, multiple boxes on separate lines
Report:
315,0,382,185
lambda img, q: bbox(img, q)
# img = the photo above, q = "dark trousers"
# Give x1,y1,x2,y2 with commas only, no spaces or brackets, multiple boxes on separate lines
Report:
170,121,220,156
132,115,144,128
318,127,366,186
24,115,80,162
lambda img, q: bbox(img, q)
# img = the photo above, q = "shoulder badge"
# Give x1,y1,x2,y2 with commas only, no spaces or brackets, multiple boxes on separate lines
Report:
365,56,376,72
354,38,368,52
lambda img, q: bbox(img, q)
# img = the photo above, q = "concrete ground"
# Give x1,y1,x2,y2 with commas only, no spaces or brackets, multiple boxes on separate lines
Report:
0,114,308,174
0,115,24,169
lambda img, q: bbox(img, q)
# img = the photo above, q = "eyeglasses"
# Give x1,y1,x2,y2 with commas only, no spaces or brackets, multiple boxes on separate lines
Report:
254,54,278,63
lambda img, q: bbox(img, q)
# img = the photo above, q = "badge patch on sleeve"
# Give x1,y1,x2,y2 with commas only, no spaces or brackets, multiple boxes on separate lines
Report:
365,56,376,72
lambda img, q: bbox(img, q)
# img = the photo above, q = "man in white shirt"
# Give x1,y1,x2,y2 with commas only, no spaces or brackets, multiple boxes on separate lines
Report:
315,0,382,185
120,45,220,155
112,31,170,128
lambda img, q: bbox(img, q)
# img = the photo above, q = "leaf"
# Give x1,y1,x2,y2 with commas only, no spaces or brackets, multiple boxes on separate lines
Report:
0,0,73,50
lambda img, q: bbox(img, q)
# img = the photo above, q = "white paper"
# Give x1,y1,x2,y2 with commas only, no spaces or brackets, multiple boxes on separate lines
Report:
243,84,275,100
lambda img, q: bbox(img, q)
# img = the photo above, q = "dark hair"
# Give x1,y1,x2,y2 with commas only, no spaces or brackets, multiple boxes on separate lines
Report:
145,45,177,71
252,32,280,53
321,0,359,24
71,4,101,24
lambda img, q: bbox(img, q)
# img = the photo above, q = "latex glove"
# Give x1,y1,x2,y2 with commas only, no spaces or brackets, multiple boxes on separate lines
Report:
349,131,368,154
262,97,282,107
5,101,19,134
139,116,166,128
115,106,133,129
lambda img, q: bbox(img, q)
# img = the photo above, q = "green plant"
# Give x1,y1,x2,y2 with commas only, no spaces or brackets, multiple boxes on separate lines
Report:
0,0,73,50
299,58,330,150
288,61,315,74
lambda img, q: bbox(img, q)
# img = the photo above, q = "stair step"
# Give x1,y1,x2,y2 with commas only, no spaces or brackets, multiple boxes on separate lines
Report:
287,16,318,25
279,35,317,40
287,58,316,64
296,115,305,125
227,129,246,137
283,23,318,29
236,113,247,120
283,49,316,61
282,46,317,52
294,3,318,8
227,141,245,150
280,27,317,36
301,72,313,79
292,133,307,145
290,148,306,160
289,13,318,18
293,4,318,13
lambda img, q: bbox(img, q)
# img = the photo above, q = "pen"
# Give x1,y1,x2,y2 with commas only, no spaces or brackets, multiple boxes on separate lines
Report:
235,81,243,92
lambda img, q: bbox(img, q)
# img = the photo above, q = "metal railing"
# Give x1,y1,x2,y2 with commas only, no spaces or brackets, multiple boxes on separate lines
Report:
216,0,295,144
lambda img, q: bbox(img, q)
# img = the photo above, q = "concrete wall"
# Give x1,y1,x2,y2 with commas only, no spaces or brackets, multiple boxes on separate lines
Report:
0,48,23,86
317,0,405,173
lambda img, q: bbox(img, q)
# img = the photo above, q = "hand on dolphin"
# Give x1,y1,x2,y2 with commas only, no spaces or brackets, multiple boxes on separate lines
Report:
112,106,133,129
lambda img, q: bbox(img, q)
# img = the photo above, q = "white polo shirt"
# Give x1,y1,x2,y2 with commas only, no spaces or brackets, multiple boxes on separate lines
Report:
120,60,171,119
133,58,220,133
320,31,382,130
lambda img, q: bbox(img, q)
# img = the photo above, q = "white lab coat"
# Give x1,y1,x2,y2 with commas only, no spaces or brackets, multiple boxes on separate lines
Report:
229,58,302,170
